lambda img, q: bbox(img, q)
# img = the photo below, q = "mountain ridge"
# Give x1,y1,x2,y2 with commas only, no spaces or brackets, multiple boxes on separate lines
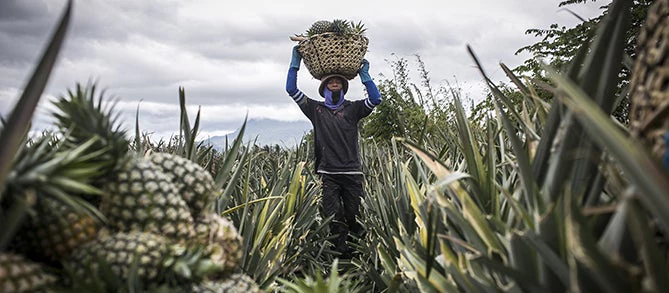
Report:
201,118,312,149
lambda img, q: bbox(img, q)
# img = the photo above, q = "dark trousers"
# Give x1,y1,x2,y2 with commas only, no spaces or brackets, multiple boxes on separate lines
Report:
320,173,365,253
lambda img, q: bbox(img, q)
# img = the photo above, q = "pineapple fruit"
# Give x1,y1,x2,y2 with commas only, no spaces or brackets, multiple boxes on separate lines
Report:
11,197,99,264
68,231,172,285
0,253,58,293
189,273,262,293
1,2,256,290
306,20,333,36
67,230,226,290
100,156,197,242
194,213,244,274
148,152,217,217
49,84,253,289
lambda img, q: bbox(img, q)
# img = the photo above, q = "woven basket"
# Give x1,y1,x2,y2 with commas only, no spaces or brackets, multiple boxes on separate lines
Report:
629,0,669,162
298,32,369,80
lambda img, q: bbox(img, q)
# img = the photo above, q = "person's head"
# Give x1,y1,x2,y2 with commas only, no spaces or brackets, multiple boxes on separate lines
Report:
327,77,344,92
319,74,349,98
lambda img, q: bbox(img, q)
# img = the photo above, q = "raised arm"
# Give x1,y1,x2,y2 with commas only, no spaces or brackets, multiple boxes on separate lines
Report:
358,59,382,109
286,45,306,105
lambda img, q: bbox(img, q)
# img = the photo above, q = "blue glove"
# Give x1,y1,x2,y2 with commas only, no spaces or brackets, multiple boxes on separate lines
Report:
290,45,302,69
359,59,371,83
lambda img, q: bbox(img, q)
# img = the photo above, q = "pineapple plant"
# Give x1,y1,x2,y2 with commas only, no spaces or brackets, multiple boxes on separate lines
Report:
0,253,58,293
15,0,669,292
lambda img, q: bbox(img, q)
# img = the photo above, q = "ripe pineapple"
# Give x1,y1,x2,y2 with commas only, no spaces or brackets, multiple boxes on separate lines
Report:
306,20,333,36
68,231,170,286
68,231,223,288
0,252,58,293
194,213,243,273
100,156,196,242
189,273,262,293
148,152,217,217
11,197,99,264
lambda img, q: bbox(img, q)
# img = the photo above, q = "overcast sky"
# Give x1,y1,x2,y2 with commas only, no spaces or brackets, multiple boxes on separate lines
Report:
0,0,607,139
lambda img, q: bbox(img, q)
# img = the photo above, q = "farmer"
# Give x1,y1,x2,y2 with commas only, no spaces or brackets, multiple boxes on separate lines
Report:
286,45,382,258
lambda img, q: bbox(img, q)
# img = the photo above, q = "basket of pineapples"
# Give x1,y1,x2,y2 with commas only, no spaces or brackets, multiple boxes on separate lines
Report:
291,19,368,80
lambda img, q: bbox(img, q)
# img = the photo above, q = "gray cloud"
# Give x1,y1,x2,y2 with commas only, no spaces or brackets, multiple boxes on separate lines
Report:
1,0,608,138
0,0,52,21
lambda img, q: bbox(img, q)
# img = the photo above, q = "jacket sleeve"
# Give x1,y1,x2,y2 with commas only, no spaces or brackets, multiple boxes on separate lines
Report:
363,80,382,110
286,67,307,105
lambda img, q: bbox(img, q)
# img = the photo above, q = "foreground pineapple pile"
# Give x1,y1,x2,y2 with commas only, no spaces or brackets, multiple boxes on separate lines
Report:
0,85,260,293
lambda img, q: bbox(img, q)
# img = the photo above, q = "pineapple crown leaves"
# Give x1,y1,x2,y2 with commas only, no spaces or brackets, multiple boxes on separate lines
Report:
52,82,131,177
278,259,357,291
4,132,107,217
330,19,349,35
162,243,226,285
7,132,105,195
350,20,367,35
0,137,106,250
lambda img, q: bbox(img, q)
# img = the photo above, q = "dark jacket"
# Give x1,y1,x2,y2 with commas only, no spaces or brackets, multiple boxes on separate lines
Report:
286,67,381,174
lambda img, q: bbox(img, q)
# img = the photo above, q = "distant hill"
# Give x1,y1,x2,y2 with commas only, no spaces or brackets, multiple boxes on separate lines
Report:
202,119,312,149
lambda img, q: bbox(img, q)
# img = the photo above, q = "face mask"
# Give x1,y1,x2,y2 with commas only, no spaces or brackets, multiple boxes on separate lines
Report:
323,88,345,110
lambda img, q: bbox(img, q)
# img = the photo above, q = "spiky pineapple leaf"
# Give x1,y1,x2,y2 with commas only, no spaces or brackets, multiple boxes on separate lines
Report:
546,66,669,238
0,0,72,191
626,198,669,292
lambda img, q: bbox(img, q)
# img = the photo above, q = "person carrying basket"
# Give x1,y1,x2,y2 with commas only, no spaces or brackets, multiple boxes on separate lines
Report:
285,33,382,258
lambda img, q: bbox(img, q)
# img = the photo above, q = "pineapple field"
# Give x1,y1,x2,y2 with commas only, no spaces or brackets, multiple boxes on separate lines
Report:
2,0,669,292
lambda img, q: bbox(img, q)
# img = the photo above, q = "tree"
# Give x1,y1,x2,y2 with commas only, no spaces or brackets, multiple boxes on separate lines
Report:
513,0,653,124
361,55,457,145
515,0,651,75
361,55,428,142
